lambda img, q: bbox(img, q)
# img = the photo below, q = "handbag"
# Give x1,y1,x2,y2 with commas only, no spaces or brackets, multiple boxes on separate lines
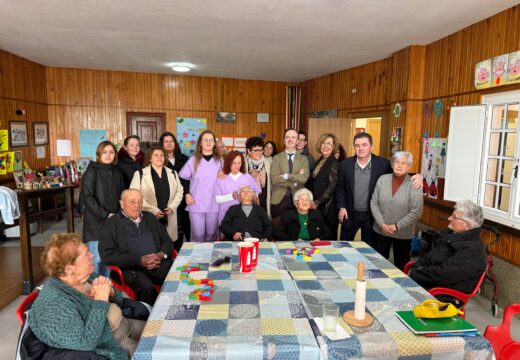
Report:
120,298,151,320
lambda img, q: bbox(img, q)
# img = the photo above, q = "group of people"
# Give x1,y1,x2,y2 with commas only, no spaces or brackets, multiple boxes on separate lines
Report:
28,127,489,360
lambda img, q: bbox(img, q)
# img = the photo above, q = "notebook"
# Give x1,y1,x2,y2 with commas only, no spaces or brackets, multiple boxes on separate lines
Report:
396,310,477,334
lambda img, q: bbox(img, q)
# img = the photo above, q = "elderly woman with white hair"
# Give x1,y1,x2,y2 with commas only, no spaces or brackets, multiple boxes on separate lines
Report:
409,200,487,296
370,151,423,270
273,188,332,241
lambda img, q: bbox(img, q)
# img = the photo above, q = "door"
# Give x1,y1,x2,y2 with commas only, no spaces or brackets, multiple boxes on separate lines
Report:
126,112,165,151
307,117,356,159
366,118,381,155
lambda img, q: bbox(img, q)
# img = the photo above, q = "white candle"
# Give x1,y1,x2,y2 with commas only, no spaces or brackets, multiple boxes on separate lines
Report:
354,280,366,320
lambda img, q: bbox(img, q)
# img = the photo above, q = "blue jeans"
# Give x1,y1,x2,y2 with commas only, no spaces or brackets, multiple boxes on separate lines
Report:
88,241,109,277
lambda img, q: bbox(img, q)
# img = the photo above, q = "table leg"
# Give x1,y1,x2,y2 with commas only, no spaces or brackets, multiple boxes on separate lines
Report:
19,197,33,295
66,187,75,233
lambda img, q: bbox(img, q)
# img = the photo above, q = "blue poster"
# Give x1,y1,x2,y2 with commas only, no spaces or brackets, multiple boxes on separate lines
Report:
176,117,207,156
79,129,107,159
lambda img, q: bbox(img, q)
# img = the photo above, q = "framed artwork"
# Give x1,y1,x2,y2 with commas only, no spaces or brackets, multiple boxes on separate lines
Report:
216,112,237,123
256,113,269,123
33,122,49,145
9,121,28,147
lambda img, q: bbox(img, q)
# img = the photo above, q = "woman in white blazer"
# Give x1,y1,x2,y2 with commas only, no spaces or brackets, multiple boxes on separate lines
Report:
130,145,184,243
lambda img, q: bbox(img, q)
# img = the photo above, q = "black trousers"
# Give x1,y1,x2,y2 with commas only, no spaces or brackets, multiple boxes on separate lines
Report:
123,260,172,305
270,191,295,220
373,231,412,271
339,211,374,246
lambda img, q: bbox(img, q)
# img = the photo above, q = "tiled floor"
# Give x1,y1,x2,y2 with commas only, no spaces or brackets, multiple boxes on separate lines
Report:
1,220,518,358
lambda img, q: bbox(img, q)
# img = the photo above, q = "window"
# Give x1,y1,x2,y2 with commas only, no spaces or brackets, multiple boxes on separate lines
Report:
445,90,520,228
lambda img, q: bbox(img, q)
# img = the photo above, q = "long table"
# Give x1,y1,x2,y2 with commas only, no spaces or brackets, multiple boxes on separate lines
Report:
133,241,494,360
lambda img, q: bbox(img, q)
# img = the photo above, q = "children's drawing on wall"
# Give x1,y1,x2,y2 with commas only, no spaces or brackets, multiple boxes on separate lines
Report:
176,117,208,156
492,54,508,86
421,138,447,199
507,51,520,85
390,127,403,155
474,59,492,89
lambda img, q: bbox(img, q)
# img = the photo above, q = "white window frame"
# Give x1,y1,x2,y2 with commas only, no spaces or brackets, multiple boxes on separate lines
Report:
445,90,520,229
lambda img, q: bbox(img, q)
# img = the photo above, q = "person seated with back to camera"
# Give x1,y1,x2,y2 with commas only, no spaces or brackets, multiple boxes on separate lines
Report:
409,200,487,304
100,189,174,306
273,188,332,241
220,185,272,241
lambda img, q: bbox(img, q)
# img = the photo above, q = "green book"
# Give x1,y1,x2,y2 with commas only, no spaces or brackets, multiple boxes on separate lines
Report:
395,310,477,334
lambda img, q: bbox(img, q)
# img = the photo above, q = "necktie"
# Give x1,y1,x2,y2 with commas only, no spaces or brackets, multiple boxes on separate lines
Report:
288,153,293,174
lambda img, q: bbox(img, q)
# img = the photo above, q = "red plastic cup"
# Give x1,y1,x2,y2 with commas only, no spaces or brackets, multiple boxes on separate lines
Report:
244,238,259,267
237,242,254,273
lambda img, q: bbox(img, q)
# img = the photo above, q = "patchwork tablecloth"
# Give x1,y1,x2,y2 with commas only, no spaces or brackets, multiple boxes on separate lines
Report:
133,241,321,360
275,241,494,360
133,241,493,360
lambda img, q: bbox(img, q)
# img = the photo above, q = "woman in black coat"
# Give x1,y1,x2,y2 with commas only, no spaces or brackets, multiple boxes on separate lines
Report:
307,133,340,238
116,135,145,188
274,188,332,241
81,140,125,275
159,132,190,248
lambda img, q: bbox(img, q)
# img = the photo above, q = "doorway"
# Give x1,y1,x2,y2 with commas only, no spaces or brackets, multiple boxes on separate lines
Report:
354,117,382,155
126,112,166,151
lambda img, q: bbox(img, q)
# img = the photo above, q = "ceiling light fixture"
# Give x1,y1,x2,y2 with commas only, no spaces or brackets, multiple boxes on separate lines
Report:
170,62,194,73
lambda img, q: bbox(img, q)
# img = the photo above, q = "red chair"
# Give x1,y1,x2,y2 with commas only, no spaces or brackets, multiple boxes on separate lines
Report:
16,290,39,325
484,303,520,360
404,259,488,319
107,249,178,300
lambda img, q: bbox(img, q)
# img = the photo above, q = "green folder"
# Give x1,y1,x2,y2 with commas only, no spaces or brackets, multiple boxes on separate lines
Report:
396,310,477,334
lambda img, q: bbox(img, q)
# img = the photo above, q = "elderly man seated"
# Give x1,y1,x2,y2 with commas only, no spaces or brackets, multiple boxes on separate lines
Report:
409,200,487,296
220,185,272,241
100,189,173,305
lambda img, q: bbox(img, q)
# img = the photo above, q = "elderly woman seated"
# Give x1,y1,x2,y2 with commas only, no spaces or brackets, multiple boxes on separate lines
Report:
409,200,487,295
30,233,145,360
220,185,272,241
273,188,332,241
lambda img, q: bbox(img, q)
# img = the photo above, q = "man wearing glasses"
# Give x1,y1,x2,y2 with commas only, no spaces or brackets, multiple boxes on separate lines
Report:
296,130,316,171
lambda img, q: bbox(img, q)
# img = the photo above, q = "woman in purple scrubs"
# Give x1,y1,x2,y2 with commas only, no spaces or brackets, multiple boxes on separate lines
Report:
179,130,223,242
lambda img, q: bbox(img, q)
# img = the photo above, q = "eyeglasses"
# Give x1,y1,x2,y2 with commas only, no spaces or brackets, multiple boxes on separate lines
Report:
321,141,334,146
450,214,470,225
202,138,215,143
297,138,307,142
250,149,263,153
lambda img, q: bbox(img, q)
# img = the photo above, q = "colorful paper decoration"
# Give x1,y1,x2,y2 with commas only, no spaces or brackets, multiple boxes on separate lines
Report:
475,59,492,89
393,103,402,118
0,130,8,151
176,117,208,156
492,54,508,86
423,101,432,117
421,138,448,200
507,51,520,84
5,152,14,173
433,99,443,117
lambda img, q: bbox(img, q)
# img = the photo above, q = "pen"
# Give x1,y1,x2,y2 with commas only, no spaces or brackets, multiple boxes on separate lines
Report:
424,331,479,337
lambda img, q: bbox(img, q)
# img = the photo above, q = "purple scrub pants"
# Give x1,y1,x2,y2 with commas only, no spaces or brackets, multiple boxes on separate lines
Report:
189,212,219,242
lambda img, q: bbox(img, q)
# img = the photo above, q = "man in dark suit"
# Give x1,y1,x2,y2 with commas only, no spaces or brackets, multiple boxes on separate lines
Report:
336,132,421,244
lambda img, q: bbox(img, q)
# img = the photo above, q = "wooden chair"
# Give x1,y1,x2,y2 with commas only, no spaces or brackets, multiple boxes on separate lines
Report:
484,303,520,360
107,249,178,300
404,259,489,319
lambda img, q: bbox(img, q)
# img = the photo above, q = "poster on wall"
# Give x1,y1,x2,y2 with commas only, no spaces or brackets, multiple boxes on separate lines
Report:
79,129,107,160
492,54,508,86
176,117,207,156
474,59,492,89
4,152,14,172
0,130,8,151
13,151,22,171
421,138,448,199
507,51,520,84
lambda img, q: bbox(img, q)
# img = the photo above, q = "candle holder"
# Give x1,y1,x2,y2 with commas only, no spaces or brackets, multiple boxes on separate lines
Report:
343,261,374,327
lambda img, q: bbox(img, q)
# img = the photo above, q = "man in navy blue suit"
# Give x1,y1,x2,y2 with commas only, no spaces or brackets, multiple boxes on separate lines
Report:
336,133,421,245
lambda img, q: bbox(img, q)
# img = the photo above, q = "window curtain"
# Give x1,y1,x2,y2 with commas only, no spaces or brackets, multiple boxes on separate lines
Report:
286,86,302,130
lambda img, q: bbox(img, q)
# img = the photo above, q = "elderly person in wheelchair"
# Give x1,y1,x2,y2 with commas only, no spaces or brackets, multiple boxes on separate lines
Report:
409,200,487,298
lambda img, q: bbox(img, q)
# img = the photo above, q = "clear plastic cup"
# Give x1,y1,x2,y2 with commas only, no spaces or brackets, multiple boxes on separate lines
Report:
322,302,339,332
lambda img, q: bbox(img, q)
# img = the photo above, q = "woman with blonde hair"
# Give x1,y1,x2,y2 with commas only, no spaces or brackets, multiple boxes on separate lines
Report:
179,130,223,242
307,133,340,238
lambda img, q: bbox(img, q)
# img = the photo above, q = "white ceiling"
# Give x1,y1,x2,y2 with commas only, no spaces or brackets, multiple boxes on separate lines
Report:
0,0,518,82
